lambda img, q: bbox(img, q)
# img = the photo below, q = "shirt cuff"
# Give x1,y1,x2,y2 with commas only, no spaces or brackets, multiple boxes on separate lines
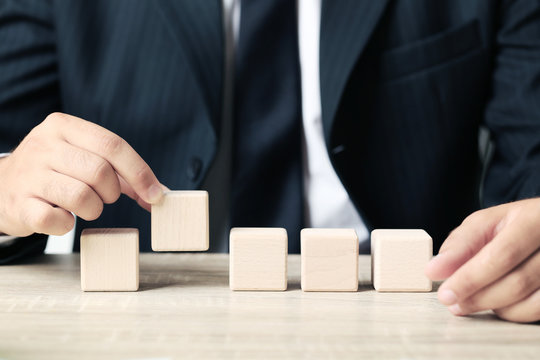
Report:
0,236,17,246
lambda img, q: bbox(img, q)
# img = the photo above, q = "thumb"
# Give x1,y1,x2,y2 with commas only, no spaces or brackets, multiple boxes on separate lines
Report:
118,174,169,212
425,204,508,281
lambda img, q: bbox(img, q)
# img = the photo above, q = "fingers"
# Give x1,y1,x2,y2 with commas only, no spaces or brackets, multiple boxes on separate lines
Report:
38,171,104,221
0,112,164,237
437,203,540,307
457,250,540,315
118,175,151,212
51,142,121,204
494,289,540,323
45,113,163,204
19,198,75,236
425,205,507,281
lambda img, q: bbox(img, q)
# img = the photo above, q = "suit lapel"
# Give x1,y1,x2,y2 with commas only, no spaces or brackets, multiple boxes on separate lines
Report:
320,0,389,143
153,0,223,131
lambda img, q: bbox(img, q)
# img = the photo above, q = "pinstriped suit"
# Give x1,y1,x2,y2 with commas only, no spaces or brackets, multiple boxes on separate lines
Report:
1,0,539,262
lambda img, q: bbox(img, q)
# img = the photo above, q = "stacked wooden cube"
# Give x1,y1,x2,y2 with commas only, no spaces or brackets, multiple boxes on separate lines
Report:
80,191,208,291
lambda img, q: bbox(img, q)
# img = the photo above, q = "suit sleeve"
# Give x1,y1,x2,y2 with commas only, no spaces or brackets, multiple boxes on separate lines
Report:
0,0,59,263
483,0,540,207
0,0,60,147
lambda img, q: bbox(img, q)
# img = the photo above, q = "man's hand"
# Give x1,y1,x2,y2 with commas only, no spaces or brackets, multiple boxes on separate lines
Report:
0,113,164,237
425,198,540,323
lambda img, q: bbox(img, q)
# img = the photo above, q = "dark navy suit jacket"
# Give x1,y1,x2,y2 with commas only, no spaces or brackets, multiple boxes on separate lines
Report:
1,0,540,262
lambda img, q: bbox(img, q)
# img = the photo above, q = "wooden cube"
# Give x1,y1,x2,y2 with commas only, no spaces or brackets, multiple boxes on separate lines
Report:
80,228,139,291
371,229,433,292
301,228,359,292
229,228,287,291
151,190,209,251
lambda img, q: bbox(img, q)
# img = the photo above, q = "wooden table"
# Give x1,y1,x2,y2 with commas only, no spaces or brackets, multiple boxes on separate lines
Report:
0,254,539,359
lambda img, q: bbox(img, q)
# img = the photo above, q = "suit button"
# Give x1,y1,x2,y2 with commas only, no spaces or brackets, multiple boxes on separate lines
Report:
187,157,203,181
331,144,346,155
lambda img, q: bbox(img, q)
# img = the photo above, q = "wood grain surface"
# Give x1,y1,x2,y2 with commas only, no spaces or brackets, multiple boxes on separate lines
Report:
0,254,539,360
80,228,139,292
301,228,358,292
151,191,209,251
371,229,432,292
229,228,288,291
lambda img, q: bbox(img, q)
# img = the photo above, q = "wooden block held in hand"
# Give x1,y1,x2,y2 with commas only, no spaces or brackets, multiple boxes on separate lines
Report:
371,229,432,292
229,228,287,291
80,228,139,292
152,191,209,251
301,228,359,292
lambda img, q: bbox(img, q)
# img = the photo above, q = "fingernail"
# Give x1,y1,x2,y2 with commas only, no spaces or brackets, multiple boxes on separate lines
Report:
439,289,457,305
147,184,164,203
161,184,171,192
448,304,464,316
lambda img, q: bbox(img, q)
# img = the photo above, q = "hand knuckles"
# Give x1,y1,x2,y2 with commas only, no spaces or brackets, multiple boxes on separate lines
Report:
71,185,103,220
462,211,485,226
18,209,33,230
510,272,532,297
29,209,55,231
41,181,55,204
497,245,522,270
133,166,153,187
460,243,479,264
91,159,112,185
106,185,121,204
62,215,76,233
43,112,68,127
21,135,45,153
85,201,103,221
91,162,121,204
51,215,75,236
100,134,124,156
478,244,514,273
70,147,92,167
71,184,94,208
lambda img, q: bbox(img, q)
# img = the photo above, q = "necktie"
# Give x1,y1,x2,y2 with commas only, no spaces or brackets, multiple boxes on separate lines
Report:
231,0,303,253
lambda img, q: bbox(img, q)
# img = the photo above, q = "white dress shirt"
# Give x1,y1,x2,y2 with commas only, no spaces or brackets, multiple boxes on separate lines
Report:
297,0,368,246
0,153,17,244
